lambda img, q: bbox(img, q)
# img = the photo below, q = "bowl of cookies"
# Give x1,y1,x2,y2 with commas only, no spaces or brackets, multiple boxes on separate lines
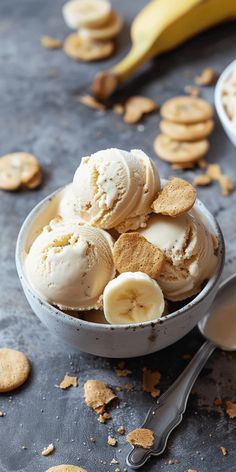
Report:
16,148,224,358
215,59,236,147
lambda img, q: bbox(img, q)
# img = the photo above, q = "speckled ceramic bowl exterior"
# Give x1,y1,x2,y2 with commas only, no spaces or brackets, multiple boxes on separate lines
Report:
16,186,225,358
215,59,236,147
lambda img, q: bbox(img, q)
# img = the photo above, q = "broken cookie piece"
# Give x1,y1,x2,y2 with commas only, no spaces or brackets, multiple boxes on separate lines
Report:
113,232,165,279
142,367,161,398
84,379,116,417
126,428,154,449
56,374,78,389
152,177,196,217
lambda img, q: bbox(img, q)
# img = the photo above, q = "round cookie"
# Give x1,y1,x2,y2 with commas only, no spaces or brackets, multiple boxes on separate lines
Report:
0,348,30,392
154,134,209,164
80,11,123,41
63,33,114,61
0,152,41,191
160,119,214,142
46,466,87,472
160,96,213,124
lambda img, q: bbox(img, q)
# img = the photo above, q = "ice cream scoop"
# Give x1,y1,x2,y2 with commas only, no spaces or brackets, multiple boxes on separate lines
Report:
24,217,115,311
72,148,160,231
139,210,218,301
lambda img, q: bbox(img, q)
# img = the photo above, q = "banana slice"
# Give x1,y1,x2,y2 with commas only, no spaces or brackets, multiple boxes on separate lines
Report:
103,272,164,325
79,11,123,41
63,0,112,30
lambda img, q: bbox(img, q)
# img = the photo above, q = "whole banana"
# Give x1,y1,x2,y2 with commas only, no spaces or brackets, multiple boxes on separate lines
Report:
92,0,236,100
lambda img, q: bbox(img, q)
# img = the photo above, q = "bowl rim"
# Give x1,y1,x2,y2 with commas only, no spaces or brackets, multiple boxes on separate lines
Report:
15,184,225,332
215,59,236,137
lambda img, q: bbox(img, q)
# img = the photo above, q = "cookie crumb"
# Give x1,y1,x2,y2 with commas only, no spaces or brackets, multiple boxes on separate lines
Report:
226,400,236,419
184,85,201,97
98,412,111,423
207,164,234,196
115,469,121,472
84,379,116,412
41,443,55,456
192,174,212,187
188,469,198,472
165,459,180,464
214,398,222,407
126,428,154,449
113,104,124,115
195,67,217,86
143,367,161,398
117,425,125,435
115,368,132,377
125,383,134,392
123,96,158,124
107,436,117,446
79,95,106,111
111,458,119,464
41,36,62,49
90,437,96,443
220,446,228,456
0,410,5,417
56,374,78,389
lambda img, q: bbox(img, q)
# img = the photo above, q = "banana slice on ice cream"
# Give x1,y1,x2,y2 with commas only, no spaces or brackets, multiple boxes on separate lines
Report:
103,272,164,325
63,0,111,29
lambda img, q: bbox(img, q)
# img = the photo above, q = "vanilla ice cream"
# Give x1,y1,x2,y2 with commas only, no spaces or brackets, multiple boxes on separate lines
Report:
25,217,115,310
139,210,218,301
72,148,160,231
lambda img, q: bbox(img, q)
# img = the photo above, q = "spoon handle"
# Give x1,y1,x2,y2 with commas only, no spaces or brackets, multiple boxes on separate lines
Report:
126,340,215,469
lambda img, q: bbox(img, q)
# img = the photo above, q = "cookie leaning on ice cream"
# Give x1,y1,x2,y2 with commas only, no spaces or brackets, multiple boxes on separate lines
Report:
24,217,115,311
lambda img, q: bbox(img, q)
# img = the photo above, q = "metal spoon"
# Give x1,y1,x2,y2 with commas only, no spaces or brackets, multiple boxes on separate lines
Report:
126,274,236,469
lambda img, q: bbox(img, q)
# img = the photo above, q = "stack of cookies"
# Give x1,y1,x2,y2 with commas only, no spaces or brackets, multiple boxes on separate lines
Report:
63,0,123,62
154,96,214,169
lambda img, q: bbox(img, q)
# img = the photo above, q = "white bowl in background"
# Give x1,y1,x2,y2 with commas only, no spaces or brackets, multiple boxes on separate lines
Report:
16,186,225,358
215,59,236,147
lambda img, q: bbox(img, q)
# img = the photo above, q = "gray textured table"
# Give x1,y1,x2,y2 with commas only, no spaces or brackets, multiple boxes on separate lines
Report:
0,1,236,471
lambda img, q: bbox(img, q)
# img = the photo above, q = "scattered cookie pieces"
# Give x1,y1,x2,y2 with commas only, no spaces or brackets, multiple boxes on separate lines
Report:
126,428,154,449
0,152,42,191
220,446,228,456
113,232,164,279
142,367,161,398
0,348,30,393
84,379,116,417
195,67,218,86
123,96,158,124
46,466,87,472
78,94,106,111
160,96,213,124
152,177,196,217
63,33,114,62
184,85,201,97
107,435,117,446
160,120,214,142
226,400,236,419
117,425,125,435
193,163,234,197
56,374,78,389
41,443,55,456
41,36,62,49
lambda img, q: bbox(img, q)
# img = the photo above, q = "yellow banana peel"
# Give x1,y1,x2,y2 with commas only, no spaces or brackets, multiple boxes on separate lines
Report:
92,0,236,100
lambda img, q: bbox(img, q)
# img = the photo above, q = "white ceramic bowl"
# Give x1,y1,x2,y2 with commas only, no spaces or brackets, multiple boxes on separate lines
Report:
215,59,236,147
16,186,225,358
